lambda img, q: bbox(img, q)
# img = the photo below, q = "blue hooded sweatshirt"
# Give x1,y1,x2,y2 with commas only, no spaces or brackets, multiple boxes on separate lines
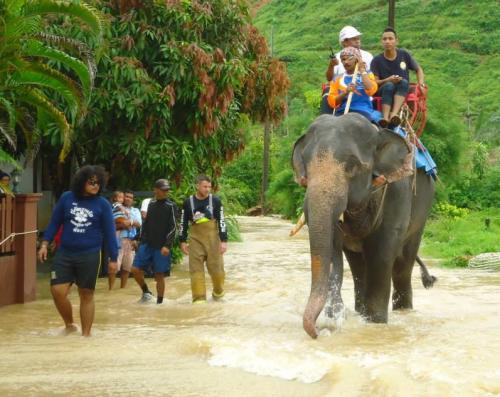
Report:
43,191,119,261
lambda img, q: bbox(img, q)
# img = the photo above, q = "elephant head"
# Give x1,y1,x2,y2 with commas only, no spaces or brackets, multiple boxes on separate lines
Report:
292,114,412,338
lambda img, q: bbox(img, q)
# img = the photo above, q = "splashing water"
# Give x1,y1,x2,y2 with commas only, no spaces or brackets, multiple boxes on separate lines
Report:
0,216,498,397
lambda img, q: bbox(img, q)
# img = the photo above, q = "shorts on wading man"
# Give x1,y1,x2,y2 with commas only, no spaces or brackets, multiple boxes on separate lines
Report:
179,175,228,303
131,179,178,304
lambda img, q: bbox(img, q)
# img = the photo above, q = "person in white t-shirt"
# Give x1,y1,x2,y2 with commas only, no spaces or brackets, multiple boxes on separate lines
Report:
140,197,152,220
325,26,373,82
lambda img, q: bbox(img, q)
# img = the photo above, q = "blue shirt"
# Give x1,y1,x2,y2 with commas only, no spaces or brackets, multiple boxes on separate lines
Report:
119,207,142,239
329,73,382,122
43,191,119,261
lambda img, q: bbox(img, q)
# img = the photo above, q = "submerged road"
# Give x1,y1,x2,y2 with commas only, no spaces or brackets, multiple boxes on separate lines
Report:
0,216,499,397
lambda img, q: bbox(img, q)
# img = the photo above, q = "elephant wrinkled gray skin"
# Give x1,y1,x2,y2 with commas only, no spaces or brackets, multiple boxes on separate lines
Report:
292,113,435,339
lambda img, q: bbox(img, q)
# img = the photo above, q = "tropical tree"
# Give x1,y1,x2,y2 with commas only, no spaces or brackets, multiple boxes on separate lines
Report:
43,0,289,192
0,0,103,166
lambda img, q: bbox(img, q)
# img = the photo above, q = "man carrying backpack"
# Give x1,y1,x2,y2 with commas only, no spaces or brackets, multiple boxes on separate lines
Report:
179,175,227,303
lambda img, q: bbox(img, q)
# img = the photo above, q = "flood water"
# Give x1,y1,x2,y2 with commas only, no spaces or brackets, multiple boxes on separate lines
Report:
0,216,499,397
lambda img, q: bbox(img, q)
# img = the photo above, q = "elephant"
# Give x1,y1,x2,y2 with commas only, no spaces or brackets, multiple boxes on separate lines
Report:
292,113,435,339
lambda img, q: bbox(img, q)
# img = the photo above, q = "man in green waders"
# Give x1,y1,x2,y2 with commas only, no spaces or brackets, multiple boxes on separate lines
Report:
179,175,227,303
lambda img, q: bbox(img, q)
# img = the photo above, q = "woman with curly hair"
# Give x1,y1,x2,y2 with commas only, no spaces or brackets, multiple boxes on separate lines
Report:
38,165,118,337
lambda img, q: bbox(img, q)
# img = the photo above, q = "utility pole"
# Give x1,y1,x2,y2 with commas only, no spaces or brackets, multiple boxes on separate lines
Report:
261,23,274,215
388,0,396,28
464,100,477,133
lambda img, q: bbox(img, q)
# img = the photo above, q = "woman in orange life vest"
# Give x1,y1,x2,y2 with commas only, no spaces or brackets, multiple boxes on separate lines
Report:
327,46,383,124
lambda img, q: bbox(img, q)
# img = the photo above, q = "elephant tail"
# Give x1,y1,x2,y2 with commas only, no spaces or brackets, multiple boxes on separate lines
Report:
416,255,437,289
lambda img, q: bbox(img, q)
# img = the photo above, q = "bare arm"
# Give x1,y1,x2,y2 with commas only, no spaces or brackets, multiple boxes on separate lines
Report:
374,74,402,87
416,66,425,86
325,58,338,81
357,57,376,92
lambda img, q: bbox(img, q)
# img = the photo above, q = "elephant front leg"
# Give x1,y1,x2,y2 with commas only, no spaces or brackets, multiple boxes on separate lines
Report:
392,234,423,310
344,248,367,315
363,232,402,323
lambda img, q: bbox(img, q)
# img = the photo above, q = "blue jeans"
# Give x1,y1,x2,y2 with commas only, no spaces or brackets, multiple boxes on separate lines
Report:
380,79,409,105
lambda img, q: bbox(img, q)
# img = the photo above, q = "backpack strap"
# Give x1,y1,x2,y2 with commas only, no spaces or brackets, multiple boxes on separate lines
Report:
189,195,195,217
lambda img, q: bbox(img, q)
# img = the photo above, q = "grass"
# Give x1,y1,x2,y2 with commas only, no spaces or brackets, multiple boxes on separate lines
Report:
253,0,500,130
422,208,500,267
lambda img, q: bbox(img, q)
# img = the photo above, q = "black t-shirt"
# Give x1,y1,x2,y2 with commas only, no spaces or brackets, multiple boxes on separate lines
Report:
141,199,178,249
370,48,419,82
179,194,227,242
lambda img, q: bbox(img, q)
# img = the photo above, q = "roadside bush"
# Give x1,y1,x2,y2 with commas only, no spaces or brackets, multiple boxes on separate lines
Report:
433,202,469,219
447,164,500,209
267,168,305,219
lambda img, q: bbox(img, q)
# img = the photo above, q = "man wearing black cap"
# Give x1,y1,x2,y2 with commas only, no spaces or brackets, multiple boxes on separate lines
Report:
131,179,178,304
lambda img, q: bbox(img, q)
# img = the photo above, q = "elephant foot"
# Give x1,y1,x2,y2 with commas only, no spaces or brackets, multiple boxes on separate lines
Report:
303,316,318,339
326,302,345,320
365,312,388,323
318,303,345,331
392,291,413,310
354,300,366,315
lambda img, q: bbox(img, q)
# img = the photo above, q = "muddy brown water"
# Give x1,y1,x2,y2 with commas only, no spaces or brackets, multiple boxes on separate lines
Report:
0,216,499,397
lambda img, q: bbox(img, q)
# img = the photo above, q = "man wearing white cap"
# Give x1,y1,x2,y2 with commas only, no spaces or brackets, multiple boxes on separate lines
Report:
325,25,374,82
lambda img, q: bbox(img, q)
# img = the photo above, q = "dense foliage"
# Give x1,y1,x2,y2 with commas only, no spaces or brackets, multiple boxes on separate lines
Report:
220,0,499,219
42,0,288,193
0,0,103,166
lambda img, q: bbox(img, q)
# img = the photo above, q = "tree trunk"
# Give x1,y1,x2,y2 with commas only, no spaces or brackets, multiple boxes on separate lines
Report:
261,120,271,215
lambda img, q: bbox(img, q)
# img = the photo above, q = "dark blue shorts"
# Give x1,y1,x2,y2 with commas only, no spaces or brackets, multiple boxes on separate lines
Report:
51,250,101,290
133,243,171,274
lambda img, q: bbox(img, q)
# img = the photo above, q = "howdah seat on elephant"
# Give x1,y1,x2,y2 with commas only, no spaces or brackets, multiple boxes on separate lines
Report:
292,113,435,339
321,82,428,136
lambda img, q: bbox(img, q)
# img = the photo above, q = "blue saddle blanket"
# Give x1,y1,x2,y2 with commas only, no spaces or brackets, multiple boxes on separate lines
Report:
393,126,437,178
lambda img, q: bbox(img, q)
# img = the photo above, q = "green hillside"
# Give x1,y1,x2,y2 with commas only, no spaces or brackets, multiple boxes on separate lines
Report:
218,0,499,265
252,0,499,137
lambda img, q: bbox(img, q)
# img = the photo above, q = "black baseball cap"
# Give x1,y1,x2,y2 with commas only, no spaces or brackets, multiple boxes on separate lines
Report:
154,179,170,191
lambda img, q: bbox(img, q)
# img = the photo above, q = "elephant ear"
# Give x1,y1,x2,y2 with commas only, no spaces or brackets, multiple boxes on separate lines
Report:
373,129,413,182
291,134,308,184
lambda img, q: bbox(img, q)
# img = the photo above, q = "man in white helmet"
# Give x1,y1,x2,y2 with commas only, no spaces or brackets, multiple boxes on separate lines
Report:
325,26,374,82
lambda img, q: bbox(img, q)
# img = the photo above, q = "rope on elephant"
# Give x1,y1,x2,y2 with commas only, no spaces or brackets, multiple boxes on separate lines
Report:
401,118,419,195
372,183,388,227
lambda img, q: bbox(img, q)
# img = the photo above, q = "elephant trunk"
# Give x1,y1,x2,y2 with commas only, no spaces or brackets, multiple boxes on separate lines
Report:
303,153,348,338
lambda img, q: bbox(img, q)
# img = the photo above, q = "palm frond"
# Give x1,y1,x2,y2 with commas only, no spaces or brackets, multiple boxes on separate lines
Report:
0,146,20,168
23,0,104,40
0,96,17,131
33,33,97,84
11,62,85,119
19,121,41,166
22,88,72,161
23,39,92,98
3,15,41,38
5,0,26,15
0,119,17,150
